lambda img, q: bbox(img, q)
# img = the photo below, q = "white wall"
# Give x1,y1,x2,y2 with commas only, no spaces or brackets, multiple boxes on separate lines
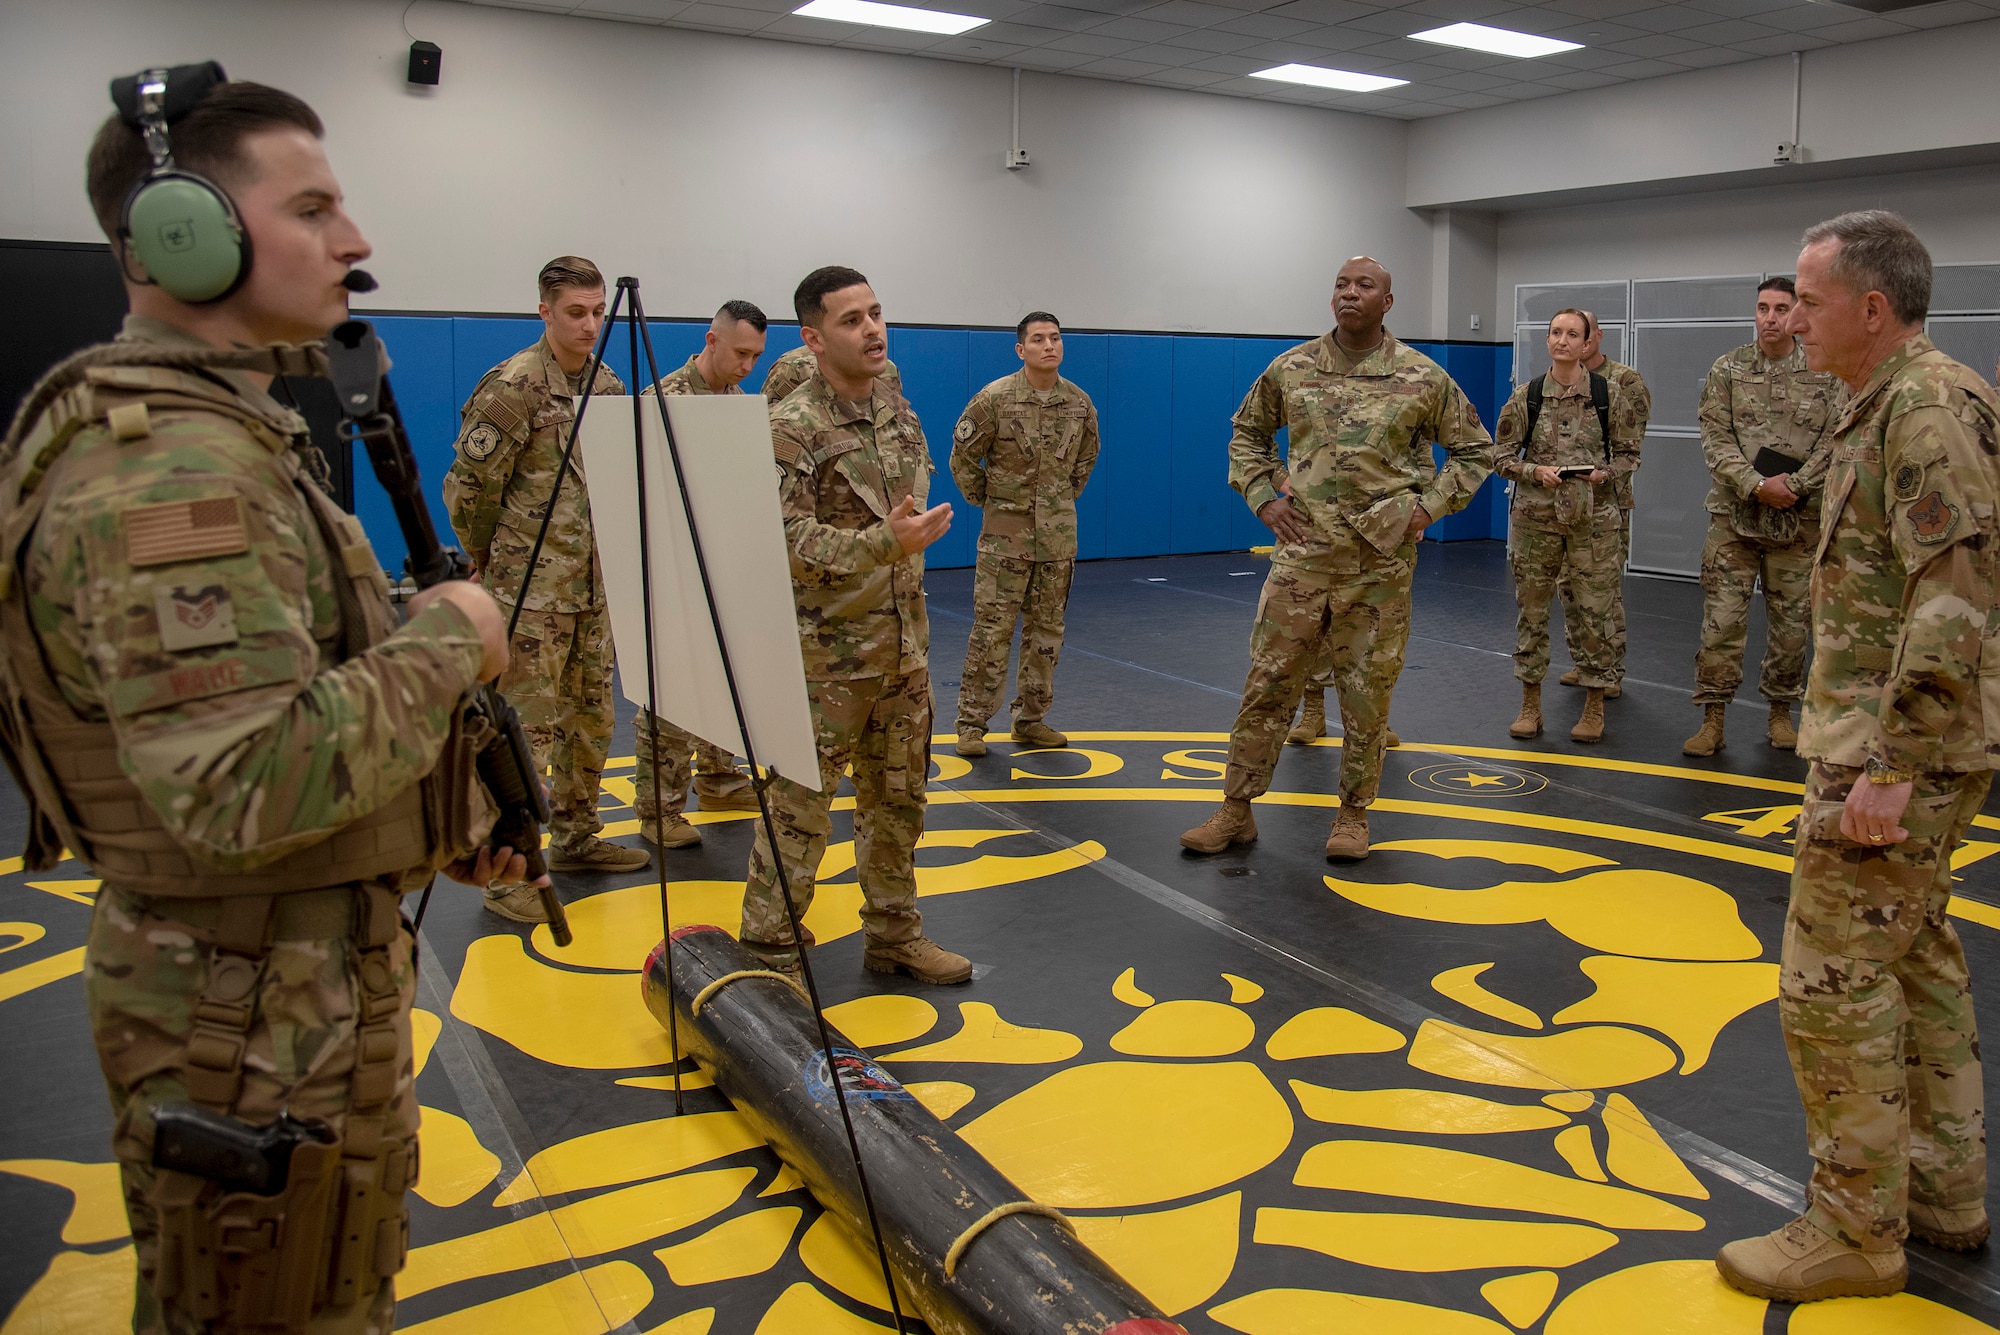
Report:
0,0,1431,337
1495,162,2000,307
1409,18,2000,211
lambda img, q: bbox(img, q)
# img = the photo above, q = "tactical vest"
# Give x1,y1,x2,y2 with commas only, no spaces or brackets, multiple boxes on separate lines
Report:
0,340,443,895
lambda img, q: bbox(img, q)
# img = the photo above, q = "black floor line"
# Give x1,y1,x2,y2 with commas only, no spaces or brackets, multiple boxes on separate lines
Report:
928,781,2000,1321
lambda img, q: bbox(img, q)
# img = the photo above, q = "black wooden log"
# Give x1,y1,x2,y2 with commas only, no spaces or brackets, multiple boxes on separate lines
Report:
642,925,1188,1335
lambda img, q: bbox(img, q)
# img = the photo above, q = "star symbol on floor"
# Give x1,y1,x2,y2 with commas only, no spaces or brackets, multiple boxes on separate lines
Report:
1445,772,1512,788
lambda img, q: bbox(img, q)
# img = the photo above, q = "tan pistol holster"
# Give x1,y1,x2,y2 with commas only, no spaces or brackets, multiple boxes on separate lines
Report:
143,885,415,1332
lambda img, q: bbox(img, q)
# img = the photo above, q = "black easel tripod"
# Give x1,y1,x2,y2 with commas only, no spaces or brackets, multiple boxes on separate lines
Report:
501,276,912,1333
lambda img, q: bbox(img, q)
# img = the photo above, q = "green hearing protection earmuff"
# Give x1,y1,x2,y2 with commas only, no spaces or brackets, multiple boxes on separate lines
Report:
110,61,247,303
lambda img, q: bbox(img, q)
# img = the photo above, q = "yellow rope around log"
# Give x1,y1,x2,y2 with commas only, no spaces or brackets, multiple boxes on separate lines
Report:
943,1200,1073,1278
691,969,799,1015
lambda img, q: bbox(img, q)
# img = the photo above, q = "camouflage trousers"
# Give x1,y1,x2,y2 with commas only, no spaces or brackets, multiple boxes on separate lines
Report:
497,602,613,850
1557,507,1630,685
85,883,419,1334
957,553,1075,731
1224,553,1413,809
741,669,931,959
1782,761,1990,1250
1693,513,1813,706
632,709,752,821
1512,514,1620,687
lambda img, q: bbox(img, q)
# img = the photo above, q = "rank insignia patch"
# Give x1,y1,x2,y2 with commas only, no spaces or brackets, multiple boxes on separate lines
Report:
154,583,240,651
1907,490,1959,544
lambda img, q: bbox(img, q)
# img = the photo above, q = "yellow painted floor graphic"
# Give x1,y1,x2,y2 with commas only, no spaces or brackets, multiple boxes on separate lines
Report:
5,732,2000,1332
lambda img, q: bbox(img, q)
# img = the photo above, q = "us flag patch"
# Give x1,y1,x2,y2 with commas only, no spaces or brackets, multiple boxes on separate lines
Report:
124,496,249,567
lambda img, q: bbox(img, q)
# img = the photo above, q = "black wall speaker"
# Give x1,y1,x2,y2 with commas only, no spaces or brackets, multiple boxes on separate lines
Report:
408,41,441,86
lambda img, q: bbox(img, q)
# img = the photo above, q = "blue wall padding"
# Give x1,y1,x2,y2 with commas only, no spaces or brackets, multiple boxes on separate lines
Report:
350,315,1511,573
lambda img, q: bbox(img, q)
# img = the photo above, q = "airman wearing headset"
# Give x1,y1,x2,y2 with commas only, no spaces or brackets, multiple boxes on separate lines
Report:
0,65,521,1333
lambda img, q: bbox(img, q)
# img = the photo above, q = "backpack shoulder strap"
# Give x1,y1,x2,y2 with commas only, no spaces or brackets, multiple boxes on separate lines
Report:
1521,375,1544,453
1589,371,1612,460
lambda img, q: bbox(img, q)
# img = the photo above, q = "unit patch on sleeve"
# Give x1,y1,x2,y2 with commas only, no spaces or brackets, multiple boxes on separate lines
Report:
154,583,240,651
1891,461,1924,501
1906,490,1960,544
464,422,502,461
954,416,975,443
123,496,249,567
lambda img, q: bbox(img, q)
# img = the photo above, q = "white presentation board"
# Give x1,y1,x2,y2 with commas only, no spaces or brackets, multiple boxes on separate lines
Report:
579,394,821,791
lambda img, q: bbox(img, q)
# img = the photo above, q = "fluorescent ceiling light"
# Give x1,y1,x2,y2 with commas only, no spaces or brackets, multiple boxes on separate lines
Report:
1409,22,1582,58
1250,63,1408,92
792,0,988,34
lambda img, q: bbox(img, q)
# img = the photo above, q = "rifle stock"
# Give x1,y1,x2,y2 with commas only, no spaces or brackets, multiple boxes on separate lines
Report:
326,319,571,946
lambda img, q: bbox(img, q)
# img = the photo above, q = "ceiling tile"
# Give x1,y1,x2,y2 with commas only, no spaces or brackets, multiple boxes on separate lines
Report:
1614,4,1719,33
1430,88,1511,107
1140,65,1236,83
1665,44,1757,66
1890,0,1997,26
1674,17,1782,43
1086,14,1194,39
668,4,773,28
1042,29,1141,50
838,27,953,47
1006,4,1117,29
973,21,1071,41
1137,0,1253,23
1535,65,1623,87
1213,11,1322,36
1602,30,1703,56
757,14,851,34
1007,45,1103,64
1598,55,1691,76
925,33,1032,54
1328,8,1424,35
1400,0,1531,19
1261,0,1377,19
575,0,687,21
1187,51,1275,72
1072,54,1171,72
1727,31,1828,55
1534,0,1659,16
1117,40,1209,60
1811,15,1920,41
1428,67,1519,89
1532,17,1649,41
1158,25,1266,49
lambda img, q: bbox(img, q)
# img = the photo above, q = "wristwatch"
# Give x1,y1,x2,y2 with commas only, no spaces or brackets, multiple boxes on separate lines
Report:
1864,757,1914,786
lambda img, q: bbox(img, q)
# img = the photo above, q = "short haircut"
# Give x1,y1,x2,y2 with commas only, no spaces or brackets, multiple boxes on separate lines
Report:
87,80,323,245
1550,307,1591,336
1017,311,1060,339
717,299,767,333
794,266,870,327
538,256,604,304
1801,210,1931,325
1758,276,1797,298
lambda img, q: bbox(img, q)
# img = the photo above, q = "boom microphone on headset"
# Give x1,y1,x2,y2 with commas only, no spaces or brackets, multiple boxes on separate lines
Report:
341,270,379,293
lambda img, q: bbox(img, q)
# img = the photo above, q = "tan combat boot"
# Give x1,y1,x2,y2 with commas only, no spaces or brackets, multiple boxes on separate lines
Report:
1508,682,1543,739
483,881,549,924
1012,720,1068,747
1385,729,1401,748
1180,799,1258,854
865,936,973,985
1768,703,1798,751
1287,691,1327,744
1324,806,1369,861
550,836,651,873
956,729,987,758
1683,704,1727,757
641,815,702,849
1908,1201,1991,1252
1570,687,1607,743
1559,667,1580,687
1716,1216,1906,1302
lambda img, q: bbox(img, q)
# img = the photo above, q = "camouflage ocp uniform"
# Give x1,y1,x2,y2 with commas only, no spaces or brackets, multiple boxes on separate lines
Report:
0,317,492,1332
763,346,901,405
1560,358,1651,685
631,354,754,821
1783,334,2000,1252
442,336,624,851
1694,341,1842,706
741,370,934,962
949,370,1099,734
1225,332,1492,808
1495,369,1645,688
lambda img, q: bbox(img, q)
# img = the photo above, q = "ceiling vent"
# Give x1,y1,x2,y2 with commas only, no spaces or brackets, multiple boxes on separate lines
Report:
1817,0,1947,11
